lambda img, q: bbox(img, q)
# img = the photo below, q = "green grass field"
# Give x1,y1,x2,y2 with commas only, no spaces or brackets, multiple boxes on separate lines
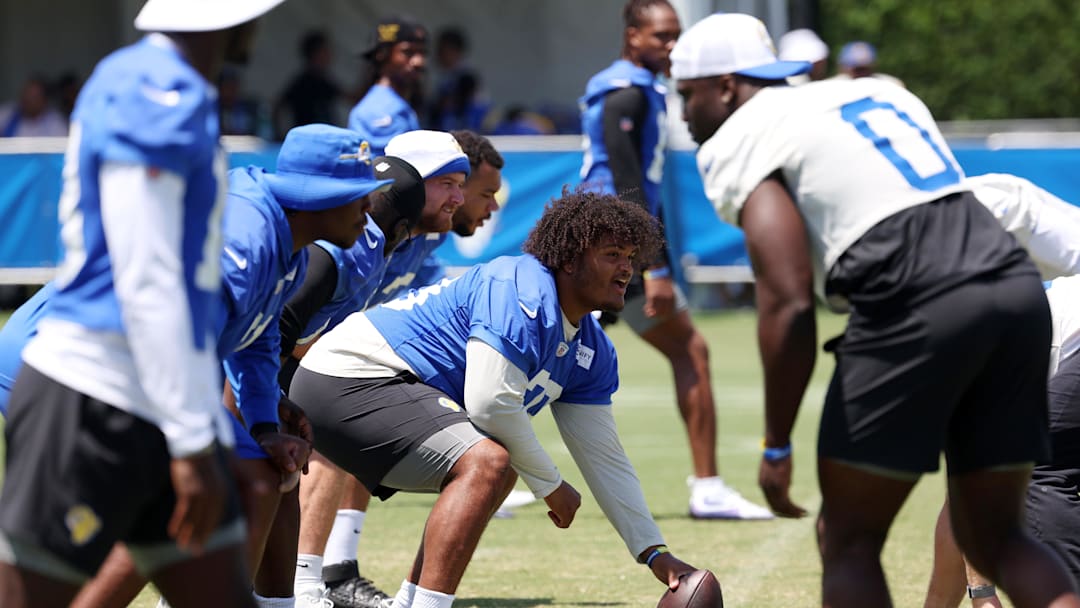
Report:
1,309,1004,606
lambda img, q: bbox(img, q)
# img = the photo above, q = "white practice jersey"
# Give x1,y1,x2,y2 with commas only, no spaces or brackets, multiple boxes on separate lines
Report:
1047,275,1080,377
968,173,1080,280
697,78,967,304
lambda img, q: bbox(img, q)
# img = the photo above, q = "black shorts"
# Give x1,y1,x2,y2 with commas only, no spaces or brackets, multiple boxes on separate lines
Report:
1027,467,1080,588
289,368,476,499
1045,352,1080,467
0,365,243,580
818,271,1051,475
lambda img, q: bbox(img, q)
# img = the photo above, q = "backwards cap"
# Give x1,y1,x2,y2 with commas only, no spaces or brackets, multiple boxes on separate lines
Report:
670,13,811,80
384,130,470,180
135,0,286,32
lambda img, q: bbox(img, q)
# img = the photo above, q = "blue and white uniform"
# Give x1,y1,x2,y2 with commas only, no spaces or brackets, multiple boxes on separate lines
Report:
579,59,667,217
347,84,420,156
218,166,308,454
20,34,232,455
296,217,389,345
299,255,666,557
0,284,54,417
369,232,448,306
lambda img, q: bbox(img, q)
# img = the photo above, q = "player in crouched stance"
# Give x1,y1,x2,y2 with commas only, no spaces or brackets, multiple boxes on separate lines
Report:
289,189,699,607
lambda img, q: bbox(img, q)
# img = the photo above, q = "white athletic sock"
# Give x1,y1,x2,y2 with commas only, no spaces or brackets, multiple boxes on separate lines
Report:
390,580,417,608
412,586,454,608
253,592,295,608
294,553,324,595
325,509,365,566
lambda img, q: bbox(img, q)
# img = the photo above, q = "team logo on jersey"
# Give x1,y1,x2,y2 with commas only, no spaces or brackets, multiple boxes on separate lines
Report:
438,397,461,412
65,504,102,546
576,344,595,370
556,342,570,357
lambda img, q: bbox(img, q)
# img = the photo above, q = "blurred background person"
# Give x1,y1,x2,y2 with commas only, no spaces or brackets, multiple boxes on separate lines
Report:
275,29,343,138
835,40,905,88
0,75,67,137
428,26,489,132
779,28,829,83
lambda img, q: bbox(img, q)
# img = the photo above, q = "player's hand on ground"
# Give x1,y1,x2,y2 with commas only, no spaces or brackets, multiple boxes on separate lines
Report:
277,394,315,465
544,481,581,528
167,447,228,553
643,275,676,318
758,456,807,518
255,430,312,491
650,552,696,589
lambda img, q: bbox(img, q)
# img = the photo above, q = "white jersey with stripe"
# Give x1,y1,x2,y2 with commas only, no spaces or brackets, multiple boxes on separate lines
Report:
696,78,967,306
1047,275,1080,377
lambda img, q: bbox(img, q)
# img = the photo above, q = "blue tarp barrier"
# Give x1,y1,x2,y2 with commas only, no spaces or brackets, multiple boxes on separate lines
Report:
2,145,1080,278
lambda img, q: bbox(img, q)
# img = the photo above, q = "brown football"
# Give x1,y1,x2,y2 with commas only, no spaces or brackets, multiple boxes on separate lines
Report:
657,569,723,608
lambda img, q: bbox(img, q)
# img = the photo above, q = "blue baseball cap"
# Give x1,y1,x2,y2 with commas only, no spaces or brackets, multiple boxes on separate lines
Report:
264,124,393,212
839,41,877,68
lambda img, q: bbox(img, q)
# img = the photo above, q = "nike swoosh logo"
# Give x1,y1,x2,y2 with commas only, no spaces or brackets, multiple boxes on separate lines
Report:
140,84,181,107
365,228,379,250
224,246,248,270
518,301,538,319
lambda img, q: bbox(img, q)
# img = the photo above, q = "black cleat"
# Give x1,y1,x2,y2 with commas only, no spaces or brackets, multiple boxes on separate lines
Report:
323,560,393,608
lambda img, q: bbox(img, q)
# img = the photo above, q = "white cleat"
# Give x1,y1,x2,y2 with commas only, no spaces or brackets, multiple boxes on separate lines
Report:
688,476,775,520
295,583,335,607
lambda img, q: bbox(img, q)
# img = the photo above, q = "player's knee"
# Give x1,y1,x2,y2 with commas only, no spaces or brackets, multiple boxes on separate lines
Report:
457,440,512,486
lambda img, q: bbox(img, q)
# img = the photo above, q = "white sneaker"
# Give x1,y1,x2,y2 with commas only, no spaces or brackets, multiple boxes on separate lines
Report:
688,476,774,520
295,583,335,608
501,489,537,509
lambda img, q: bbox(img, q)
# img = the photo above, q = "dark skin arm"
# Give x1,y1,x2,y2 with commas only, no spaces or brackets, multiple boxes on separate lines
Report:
739,174,816,518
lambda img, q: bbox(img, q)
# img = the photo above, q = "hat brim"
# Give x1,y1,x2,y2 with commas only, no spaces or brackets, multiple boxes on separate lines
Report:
135,0,286,32
264,173,393,211
424,156,471,180
735,60,813,80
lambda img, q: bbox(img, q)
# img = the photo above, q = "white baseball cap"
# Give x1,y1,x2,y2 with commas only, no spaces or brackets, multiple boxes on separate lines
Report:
135,0,287,32
778,28,829,64
385,131,471,180
671,13,811,80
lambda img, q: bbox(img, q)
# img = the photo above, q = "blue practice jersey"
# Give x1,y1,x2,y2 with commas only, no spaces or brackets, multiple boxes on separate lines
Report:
217,166,308,427
367,255,619,413
299,216,390,342
0,284,56,416
579,59,667,216
370,232,448,306
49,35,225,350
346,85,420,156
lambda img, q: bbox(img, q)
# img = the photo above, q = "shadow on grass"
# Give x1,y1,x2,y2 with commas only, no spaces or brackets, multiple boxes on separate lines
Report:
456,600,622,607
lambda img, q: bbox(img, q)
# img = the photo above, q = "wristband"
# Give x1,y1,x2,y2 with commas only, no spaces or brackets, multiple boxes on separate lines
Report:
643,545,669,567
642,266,671,280
968,584,996,599
249,422,279,439
762,442,793,462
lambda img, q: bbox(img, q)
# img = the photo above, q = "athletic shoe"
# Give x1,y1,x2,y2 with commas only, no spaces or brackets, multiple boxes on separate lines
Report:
295,584,335,608
493,488,537,518
324,559,393,608
688,476,774,520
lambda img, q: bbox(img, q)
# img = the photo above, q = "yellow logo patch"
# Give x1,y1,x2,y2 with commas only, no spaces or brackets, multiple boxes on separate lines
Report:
438,397,461,412
378,24,400,43
65,504,102,547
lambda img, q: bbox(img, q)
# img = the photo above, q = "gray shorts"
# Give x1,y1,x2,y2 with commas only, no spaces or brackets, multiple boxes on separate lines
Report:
619,281,689,334
288,369,487,500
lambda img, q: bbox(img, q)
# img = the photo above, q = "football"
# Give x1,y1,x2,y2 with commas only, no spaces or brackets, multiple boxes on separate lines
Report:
656,569,723,608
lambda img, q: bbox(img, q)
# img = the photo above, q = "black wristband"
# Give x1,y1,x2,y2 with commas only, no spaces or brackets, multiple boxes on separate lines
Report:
249,422,279,439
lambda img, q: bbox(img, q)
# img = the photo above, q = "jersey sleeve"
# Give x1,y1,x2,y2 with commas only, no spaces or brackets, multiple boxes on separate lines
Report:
465,276,536,375
697,97,798,227
602,86,649,211
281,244,339,352
550,400,665,558
223,320,282,429
100,69,213,178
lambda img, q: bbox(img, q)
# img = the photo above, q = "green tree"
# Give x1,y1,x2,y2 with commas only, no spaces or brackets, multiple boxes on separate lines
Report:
818,0,1080,119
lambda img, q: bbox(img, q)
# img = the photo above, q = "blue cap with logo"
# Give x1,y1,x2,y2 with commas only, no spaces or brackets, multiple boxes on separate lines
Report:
265,124,394,211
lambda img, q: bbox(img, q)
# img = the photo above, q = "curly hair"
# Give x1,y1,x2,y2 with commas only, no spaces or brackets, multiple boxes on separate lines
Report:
523,186,664,271
451,129,504,170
